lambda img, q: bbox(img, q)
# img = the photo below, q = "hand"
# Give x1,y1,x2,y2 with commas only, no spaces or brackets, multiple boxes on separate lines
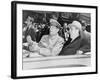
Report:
76,50,83,55
41,42,48,48
23,43,29,47
29,42,39,51
26,35,32,43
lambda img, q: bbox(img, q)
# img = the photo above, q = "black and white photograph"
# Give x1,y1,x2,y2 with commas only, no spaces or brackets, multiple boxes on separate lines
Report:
22,10,91,69
11,1,97,79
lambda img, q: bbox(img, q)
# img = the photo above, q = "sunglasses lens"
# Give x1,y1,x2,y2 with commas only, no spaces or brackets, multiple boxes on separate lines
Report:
66,27,70,31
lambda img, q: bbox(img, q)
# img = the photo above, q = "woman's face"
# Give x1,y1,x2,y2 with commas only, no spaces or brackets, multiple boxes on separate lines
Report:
50,26,59,35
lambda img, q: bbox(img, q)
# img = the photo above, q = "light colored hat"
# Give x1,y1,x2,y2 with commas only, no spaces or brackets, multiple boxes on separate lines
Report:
50,19,61,29
68,21,82,30
50,19,58,23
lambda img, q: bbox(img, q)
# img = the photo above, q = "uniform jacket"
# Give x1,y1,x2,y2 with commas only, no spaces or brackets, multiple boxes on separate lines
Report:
38,34,64,56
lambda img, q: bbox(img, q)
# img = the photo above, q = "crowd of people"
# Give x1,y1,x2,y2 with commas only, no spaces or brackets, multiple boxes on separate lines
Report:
22,14,91,58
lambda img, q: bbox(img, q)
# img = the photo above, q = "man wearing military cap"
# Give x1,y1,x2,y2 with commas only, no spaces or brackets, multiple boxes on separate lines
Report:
23,19,64,57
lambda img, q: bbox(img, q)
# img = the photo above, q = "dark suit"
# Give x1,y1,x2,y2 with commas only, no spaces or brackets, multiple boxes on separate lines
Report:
59,34,90,55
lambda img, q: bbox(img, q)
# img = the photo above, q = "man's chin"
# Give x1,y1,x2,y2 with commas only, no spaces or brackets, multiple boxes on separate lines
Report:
50,33,53,35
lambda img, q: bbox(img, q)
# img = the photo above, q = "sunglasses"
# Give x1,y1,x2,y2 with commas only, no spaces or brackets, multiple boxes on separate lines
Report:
66,27,70,31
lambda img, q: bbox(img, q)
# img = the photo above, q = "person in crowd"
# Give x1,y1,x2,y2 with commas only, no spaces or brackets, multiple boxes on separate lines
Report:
23,16,36,42
63,22,69,41
23,19,64,57
35,24,41,42
22,16,37,51
81,20,91,44
86,24,91,32
63,22,72,46
40,23,49,39
52,13,58,21
59,21,90,55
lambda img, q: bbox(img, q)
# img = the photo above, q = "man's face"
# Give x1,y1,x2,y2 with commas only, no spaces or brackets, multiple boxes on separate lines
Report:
50,26,59,35
69,26,79,38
